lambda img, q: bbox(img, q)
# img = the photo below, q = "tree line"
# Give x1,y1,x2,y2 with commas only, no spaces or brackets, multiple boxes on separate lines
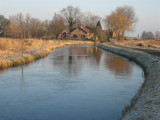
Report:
0,13,64,39
0,6,101,39
141,31,160,40
1,5,158,40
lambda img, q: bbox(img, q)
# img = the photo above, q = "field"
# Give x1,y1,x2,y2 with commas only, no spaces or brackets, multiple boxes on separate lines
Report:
115,39,160,48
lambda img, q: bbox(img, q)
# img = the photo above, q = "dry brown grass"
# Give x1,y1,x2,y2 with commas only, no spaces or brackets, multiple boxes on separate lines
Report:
0,38,94,69
0,38,52,55
115,40,160,48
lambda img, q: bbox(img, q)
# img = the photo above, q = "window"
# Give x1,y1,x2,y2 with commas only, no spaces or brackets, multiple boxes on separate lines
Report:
73,34,77,38
81,35,85,38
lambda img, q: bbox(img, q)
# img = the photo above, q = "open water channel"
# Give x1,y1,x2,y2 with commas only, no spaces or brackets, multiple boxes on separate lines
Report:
0,45,144,120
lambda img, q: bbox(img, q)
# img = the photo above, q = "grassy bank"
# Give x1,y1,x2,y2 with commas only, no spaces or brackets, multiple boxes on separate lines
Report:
0,38,94,69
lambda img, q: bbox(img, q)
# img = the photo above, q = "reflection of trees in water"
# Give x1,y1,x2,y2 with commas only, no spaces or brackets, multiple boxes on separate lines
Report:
53,46,103,76
0,70,6,78
93,47,103,64
104,53,133,76
20,65,25,95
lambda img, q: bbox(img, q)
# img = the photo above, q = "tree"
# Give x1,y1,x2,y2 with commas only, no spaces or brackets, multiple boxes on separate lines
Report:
106,12,131,40
96,21,102,29
94,21,106,42
116,6,137,24
25,13,31,38
115,6,137,40
104,6,137,40
104,15,112,30
141,31,154,40
5,15,21,38
5,13,46,38
30,18,45,38
155,31,160,39
141,31,147,39
147,32,154,40
82,12,101,29
60,6,82,32
48,13,65,39
15,13,25,38
0,15,9,36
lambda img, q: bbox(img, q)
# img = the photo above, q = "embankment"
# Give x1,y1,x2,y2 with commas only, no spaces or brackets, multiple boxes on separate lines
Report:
0,40,94,69
98,43,160,120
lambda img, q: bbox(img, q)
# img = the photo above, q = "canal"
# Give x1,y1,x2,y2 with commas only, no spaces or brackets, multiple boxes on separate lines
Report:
0,45,144,120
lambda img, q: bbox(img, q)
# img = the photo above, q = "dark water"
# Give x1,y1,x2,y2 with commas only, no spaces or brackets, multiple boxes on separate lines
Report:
0,45,144,120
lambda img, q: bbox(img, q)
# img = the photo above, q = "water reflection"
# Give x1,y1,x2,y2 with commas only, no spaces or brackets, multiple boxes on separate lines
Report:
0,45,144,120
0,70,6,78
52,45,132,76
20,65,25,95
52,46,103,76
104,53,133,76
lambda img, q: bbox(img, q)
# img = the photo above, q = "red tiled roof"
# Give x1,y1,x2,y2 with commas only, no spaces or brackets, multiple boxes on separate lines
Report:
69,26,93,35
81,27,91,34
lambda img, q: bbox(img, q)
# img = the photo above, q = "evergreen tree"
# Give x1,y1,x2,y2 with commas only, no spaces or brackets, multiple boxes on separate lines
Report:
0,15,9,35
96,21,102,29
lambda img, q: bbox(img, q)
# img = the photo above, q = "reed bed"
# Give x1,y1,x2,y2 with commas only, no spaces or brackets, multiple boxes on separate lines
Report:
0,38,94,69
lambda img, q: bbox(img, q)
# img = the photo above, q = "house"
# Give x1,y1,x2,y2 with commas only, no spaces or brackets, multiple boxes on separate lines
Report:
70,26,94,40
58,30,70,40
108,29,116,38
103,29,116,39
58,26,94,40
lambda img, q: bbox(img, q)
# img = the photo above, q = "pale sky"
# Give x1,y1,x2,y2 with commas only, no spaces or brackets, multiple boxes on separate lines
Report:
0,0,160,37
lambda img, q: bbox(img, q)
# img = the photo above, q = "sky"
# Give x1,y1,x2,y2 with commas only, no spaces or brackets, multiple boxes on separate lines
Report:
0,0,160,37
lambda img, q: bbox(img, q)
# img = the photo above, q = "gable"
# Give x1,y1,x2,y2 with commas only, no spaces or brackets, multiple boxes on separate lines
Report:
70,28,87,35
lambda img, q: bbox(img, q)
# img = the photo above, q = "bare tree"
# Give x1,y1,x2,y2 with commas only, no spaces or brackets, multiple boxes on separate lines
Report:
141,31,154,40
48,13,65,39
15,13,25,38
82,12,101,29
104,15,112,30
155,31,160,39
116,6,137,24
60,6,82,32
30,18,45,38
25,13,31,38
5,13,45,39
5,15,21,38
141,31,147,40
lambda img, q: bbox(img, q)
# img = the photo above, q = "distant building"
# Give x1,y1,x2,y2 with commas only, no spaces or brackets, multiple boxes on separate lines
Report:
108,29,116,38
58,26,94,40
58,30,70,40
103,29,117,39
